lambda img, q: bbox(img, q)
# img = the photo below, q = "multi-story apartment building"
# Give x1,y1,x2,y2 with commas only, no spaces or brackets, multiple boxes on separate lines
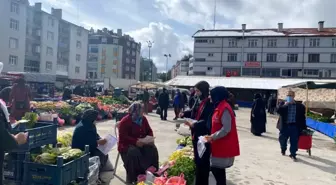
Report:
191,21,336,79
171,60,189,79
0,0,28,72
87,28,141,81
140,57,157,81
0,1,88,81
119,31,141,80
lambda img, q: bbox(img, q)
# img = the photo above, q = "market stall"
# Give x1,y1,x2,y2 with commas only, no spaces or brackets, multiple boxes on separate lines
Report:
278,81,336,139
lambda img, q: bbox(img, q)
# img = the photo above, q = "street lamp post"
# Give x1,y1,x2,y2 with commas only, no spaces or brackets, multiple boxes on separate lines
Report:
164,54,171,81
146,41,154,81
241,24,246,76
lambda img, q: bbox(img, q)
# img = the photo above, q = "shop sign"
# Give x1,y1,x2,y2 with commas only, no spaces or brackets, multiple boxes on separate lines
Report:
244,61,260,67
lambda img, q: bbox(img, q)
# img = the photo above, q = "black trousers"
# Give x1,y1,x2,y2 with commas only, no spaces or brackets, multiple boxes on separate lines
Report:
211,167,227,185
195,160,210,185
160,107,168,120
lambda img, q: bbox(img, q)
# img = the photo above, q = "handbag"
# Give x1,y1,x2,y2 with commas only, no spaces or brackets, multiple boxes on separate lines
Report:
156,107,161,115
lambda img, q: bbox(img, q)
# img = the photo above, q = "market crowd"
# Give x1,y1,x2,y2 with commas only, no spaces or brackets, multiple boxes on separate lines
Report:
0,74,307,185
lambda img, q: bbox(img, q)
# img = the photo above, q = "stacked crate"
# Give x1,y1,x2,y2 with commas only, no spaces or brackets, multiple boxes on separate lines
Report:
4,120,89,185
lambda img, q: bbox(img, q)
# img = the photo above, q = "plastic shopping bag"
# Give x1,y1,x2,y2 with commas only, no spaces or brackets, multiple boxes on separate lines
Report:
197,136,206,158
88,157,100,185
165,173,187,185
177,124,191,136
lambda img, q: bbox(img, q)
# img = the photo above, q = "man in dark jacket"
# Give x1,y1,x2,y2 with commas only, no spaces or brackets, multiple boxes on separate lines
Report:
277,90,307,161
158,88,169,120
143,88,150,114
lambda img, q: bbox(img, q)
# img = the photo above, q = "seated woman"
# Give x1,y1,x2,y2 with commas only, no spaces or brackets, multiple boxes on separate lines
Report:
118,102,159,184
71,110,109,174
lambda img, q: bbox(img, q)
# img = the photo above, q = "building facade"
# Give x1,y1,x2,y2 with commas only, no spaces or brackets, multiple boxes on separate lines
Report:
171,60,189,79
0,1,88,81
87,28,141,81
140,57,157,81
0,0,28,72
191,22,336,79
118,30,141,80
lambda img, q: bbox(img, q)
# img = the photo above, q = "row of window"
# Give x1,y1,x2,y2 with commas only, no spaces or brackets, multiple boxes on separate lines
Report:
125,58,136,64
196,38,336,48
9,55,80,73
203,68,333,78
10,37,82,61
205,53,336,63
125,66,135,72
124,74,136,79
126,49,137,56
126,41,137,49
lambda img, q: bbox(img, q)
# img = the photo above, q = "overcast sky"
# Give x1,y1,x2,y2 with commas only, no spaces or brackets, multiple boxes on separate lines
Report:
30,0,336,72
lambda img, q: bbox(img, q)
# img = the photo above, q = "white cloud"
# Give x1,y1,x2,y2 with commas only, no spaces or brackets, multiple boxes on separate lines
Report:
154,0,336,29
127,22,193,72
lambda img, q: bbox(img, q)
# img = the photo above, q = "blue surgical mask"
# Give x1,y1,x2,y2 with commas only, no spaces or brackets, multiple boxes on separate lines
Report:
286,96,293,102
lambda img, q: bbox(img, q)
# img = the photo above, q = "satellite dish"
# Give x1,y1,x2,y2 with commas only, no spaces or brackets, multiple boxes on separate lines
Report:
0,62,3,73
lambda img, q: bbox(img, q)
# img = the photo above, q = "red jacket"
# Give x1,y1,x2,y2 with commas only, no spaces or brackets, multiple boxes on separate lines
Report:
117,114,153,153
211,100,240,158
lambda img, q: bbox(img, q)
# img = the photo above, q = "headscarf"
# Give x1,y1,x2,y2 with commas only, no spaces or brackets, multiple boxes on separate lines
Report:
81,109,98,126
254,93,262,100
194,81,210,100
128,102,143,125
210,86,229,107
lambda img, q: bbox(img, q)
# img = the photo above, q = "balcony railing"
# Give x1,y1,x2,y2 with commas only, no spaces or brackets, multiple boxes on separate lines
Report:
56,64,68,76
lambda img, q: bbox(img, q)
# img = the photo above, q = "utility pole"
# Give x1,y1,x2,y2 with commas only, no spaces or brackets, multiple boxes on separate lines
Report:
164,54,171,81
146,41,154,81
213,0,217,29
241,24,246,76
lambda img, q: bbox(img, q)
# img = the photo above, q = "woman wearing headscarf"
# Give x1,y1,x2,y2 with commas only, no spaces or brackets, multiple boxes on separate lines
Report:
173,89,184,120
180,81,212,185
250,93,267,136
204,86,240,185
118,102,159,184
9,78,31,120
72,110,109,174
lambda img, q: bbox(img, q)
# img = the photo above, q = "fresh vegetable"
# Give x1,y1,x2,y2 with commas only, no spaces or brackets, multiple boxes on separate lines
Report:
33,147,84,164
167,156,195,185
57,132,73,147
75,103,93,113
22,112,39,128
307,112,334,123
176,136,192,146
301,129,314,136
98,95,130,105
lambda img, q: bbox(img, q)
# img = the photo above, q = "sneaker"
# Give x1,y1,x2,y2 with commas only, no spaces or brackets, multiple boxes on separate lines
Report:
281,151,286,156
289,154,298,161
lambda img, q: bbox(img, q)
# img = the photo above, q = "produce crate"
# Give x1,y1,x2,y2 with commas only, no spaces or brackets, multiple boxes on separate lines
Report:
23,145,90,185
3,153,26,182
11,121,57,152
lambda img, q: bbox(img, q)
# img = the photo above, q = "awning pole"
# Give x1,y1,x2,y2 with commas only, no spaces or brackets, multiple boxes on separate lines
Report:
305,82,309,116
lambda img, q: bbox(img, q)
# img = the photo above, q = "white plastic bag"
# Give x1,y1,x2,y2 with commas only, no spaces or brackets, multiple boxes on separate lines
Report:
197,136,206,158
88,157,100,185
177,124,191,136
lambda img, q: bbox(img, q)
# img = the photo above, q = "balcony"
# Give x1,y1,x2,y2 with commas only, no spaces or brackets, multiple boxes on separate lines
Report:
56,64,68,76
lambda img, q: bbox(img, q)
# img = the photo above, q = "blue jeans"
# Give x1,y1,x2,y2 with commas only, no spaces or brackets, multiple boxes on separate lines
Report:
279,125,299,156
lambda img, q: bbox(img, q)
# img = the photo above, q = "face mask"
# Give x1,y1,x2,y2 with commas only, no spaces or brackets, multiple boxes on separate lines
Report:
286,96,293,102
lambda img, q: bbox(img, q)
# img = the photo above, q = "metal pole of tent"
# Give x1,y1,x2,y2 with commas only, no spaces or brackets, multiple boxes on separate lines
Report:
305,83,308,115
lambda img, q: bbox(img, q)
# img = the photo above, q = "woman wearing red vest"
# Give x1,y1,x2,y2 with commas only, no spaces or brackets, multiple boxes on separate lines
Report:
205,86,240,185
